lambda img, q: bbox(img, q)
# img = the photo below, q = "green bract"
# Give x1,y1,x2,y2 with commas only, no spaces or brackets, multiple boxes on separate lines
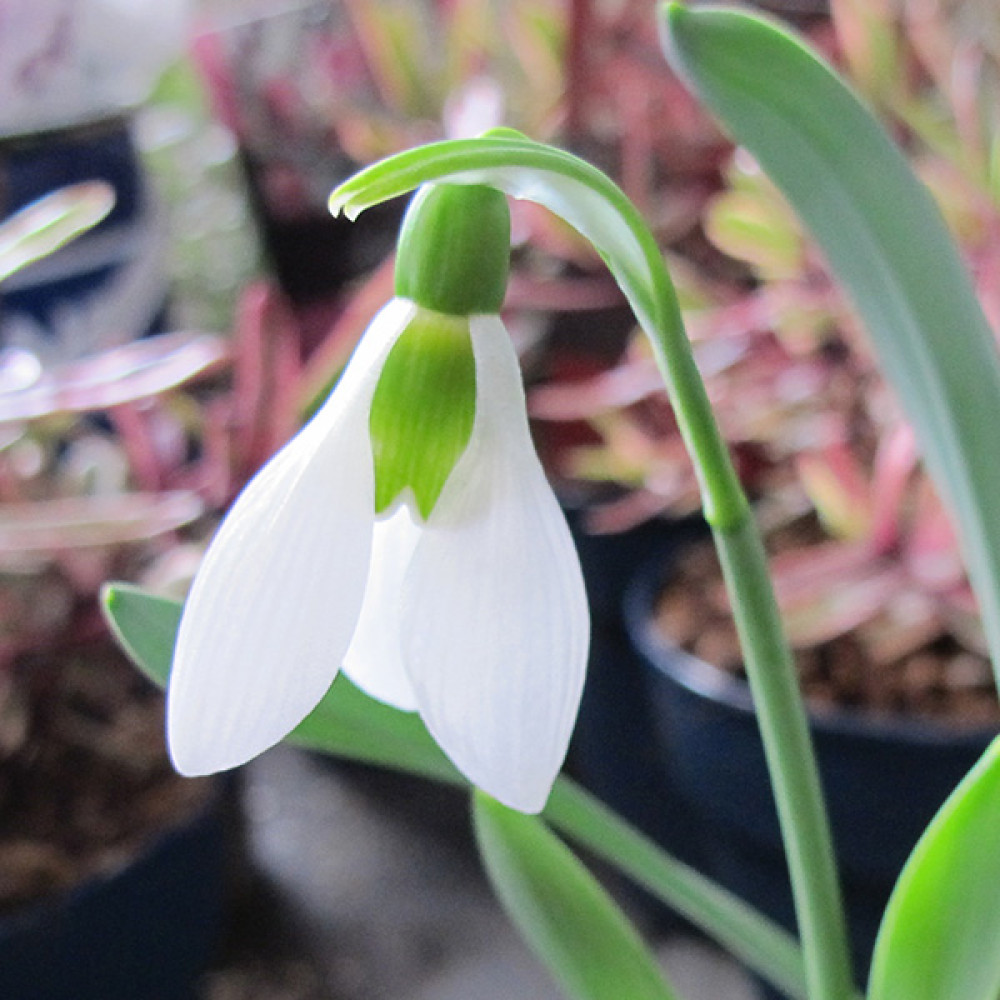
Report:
395,183,510,315
369,308,477,519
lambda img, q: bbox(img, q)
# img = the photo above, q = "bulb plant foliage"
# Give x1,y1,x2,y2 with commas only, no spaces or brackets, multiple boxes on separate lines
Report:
105,5,1000,1000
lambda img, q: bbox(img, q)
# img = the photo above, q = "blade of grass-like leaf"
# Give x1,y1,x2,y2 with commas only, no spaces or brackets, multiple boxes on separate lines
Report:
474,790,681,1000
100,582,817,996
661,2,1000,682
868,737,1000,1000
101,583,183,687
544,780,814,1000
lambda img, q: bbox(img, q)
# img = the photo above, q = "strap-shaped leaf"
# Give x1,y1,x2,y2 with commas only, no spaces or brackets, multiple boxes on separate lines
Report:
473,790,680,1000
660,3,1000,681
101,581,814,996
868,738,1000,1000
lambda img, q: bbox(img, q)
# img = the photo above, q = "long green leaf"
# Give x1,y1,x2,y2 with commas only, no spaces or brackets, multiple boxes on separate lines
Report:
473,790,680,1000
868,738,1000,1000
100,581,815,996
544,780,816,1000
660,2,1000,682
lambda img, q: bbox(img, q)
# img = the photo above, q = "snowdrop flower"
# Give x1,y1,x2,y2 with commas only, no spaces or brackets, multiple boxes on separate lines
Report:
167,183,589,813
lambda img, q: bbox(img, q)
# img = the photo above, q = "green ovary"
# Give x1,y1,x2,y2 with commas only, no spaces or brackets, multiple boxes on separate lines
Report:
369,309,477,520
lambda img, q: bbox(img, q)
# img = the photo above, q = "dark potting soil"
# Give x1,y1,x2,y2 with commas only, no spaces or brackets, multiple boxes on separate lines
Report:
0,636,212,913
655,536,1000,728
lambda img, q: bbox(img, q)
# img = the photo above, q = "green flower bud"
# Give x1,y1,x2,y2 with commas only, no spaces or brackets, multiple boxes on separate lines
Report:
395,184,510,315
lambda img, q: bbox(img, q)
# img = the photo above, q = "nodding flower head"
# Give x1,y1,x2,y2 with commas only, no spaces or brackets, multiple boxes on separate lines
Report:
166,183,590,813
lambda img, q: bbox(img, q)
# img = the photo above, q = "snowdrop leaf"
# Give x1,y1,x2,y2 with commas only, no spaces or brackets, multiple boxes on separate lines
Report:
474,791,680,1000
401,317,589,813
544,781,811,1000
103,582,812,994
659,2,1000,677
868,738,1000,1000
100,582,460,784
101,583,182,687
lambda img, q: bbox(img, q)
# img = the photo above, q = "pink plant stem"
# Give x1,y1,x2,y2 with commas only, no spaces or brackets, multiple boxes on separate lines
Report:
195,397,235,509
109,402,164,493
615,58,654,212
190,28,247,138
246,291,303,474
230,283,269,474
564,0,593,143
869,423,918,554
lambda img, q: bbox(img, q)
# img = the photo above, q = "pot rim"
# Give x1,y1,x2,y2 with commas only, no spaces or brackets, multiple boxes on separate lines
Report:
624,553,1000,747
0,773,228,935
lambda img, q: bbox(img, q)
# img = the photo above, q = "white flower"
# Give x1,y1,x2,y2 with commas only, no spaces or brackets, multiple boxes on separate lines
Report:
167,297,590,813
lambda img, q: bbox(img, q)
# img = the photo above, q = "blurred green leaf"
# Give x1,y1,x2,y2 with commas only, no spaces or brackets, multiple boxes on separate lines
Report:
660,1,1000,686
705,188,803,278
473,791,680,1000
101,583,182,687
868,737,1000,1000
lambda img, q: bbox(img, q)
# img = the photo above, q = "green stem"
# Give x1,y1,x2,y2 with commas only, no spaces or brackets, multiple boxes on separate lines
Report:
613,176,855,1000
628,170,853,999
712,520,855,1000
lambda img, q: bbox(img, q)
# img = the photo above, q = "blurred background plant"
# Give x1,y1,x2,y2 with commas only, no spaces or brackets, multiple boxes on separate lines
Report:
0,175,269,913
529,0,1000,724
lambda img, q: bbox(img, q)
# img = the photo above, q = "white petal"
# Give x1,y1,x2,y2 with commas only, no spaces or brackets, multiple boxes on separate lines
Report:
401,316,590,812
167,299,416,774
341,504,420,710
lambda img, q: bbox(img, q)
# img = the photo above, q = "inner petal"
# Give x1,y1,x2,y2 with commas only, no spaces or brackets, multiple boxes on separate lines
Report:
342,503,421,711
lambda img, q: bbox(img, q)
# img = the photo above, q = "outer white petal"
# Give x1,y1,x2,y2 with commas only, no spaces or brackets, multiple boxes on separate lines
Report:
400,315,590,813
341,504,420,710
167,299,416,775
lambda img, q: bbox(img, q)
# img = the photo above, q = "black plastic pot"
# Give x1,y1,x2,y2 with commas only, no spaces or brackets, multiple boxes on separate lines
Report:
238,149,404,306
625,556,998,996
0,779,231,1000
566,512,709,925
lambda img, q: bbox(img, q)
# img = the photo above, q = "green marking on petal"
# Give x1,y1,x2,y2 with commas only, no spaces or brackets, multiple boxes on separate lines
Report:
369,308,477,519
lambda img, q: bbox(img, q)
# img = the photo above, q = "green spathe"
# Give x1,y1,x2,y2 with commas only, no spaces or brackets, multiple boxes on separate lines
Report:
395,184,510,315
369,308,477,519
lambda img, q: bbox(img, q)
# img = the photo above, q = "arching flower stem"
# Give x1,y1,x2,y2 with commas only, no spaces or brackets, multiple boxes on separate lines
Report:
332,135,854,1000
